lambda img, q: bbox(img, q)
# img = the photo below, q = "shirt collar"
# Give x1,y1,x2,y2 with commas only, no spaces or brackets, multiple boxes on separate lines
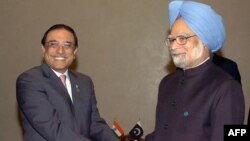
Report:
51,69,69,77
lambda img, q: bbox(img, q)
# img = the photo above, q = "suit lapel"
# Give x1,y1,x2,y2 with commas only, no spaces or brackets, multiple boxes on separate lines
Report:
40,63,82,133
68,70,82,132
68,71,80,104
41,63,74,110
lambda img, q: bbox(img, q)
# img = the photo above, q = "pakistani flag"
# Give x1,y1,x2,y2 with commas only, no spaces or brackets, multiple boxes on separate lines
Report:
129,121,144,139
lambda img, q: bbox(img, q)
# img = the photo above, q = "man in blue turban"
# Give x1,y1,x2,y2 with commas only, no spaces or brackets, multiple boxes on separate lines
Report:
145,1,245,141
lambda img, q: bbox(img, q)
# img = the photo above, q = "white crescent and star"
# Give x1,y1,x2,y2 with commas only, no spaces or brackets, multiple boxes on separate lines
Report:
133,127,141,136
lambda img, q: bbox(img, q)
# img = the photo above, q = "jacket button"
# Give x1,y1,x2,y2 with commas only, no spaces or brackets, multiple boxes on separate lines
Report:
171,101,176,106
183,111,189,117
164,123,168,129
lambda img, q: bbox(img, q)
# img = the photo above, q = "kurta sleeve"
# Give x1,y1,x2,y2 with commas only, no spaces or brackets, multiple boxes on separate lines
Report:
210,80,245,141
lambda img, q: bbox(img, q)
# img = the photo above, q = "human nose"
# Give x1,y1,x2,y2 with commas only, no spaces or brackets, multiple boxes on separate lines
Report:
56,45,65,53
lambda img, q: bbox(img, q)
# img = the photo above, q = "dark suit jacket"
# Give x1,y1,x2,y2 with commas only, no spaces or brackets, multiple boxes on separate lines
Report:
213,53,241,84
16,63,117,141
145,59,245,141
248,109,250,125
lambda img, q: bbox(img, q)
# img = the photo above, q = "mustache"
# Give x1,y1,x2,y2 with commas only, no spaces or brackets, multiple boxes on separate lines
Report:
170,49,185,55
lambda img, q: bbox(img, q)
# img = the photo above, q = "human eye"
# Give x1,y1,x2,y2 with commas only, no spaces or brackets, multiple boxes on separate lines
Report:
47,41,59,48
63,42,74,49
177,35,188,43
167,37,174,42
166,35,175,44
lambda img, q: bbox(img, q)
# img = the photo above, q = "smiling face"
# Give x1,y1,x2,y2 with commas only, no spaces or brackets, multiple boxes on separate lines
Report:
41,29,77,73
169,18,209,69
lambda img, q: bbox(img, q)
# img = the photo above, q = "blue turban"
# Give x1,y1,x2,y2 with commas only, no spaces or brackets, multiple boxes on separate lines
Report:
168,0,226,52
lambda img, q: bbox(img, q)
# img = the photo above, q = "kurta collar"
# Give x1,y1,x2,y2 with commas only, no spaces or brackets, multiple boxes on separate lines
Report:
181,58,213,77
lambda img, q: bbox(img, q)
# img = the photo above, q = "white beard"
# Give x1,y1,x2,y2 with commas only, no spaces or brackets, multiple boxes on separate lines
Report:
171,40,204,69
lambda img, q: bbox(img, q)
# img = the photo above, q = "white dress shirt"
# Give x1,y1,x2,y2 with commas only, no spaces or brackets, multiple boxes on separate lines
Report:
52,69,73,102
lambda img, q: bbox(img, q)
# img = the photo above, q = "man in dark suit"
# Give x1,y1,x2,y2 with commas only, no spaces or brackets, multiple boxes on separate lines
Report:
16,24,118,141
213,53,241,84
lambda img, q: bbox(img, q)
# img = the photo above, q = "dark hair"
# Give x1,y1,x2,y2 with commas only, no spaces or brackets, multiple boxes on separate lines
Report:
41,24,78,47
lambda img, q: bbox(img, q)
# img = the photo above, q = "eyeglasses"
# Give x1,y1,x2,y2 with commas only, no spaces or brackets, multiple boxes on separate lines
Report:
165,33,196,46
45,40,75,49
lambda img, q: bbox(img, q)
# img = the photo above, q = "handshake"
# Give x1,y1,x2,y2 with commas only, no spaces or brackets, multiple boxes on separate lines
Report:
112,121,144,141
119,135,144,141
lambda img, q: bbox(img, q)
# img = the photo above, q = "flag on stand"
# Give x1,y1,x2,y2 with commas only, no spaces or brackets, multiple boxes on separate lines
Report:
129,121,144,139
112,120,125,138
